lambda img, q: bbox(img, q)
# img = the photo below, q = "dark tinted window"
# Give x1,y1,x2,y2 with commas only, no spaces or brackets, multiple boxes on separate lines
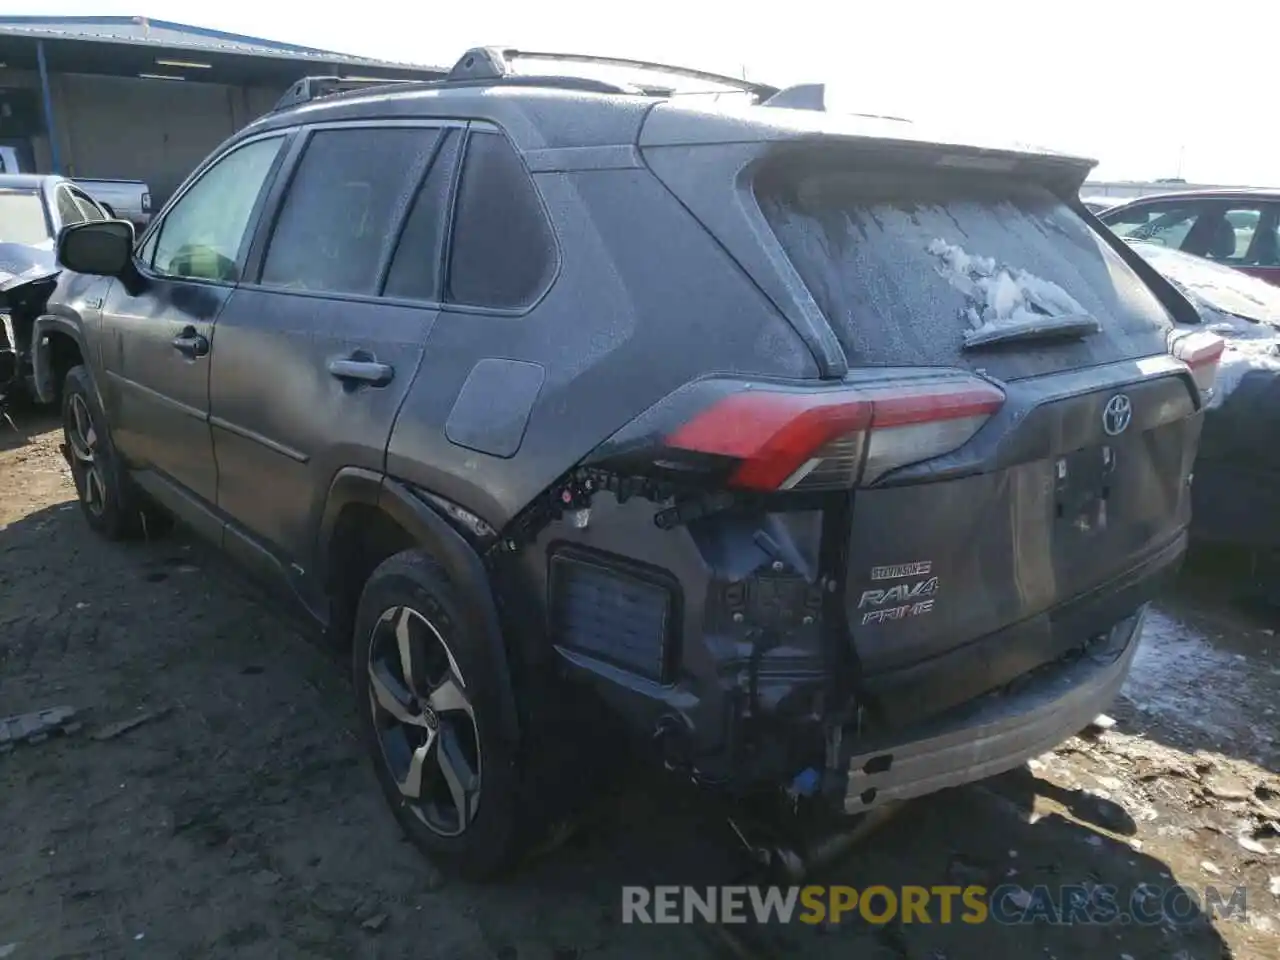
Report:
383,130,460,302
261,127,439,296
446,131,554,308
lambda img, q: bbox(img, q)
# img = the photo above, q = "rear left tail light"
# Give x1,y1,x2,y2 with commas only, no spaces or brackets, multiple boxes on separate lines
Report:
665,373,1005,491
1169,329,1225,399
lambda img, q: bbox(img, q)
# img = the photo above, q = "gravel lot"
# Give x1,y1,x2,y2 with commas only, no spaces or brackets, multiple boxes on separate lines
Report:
2,408,1279,960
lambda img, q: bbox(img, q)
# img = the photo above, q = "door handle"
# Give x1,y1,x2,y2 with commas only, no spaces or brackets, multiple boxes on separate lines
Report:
328,356,394,387
172,327,209,358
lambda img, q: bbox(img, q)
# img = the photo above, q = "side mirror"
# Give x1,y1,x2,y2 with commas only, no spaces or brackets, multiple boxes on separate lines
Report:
58,219,134,277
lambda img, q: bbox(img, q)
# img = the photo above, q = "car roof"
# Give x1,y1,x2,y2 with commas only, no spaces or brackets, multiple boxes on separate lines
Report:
0,174,62,190
239,68,1094,174
1106,188,1280,209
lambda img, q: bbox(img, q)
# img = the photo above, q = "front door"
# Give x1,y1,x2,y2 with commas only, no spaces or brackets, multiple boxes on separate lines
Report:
209,124,453,577
98,133,289,518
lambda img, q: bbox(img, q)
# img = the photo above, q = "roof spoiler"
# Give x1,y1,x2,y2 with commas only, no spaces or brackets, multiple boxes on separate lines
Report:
761,83,913,122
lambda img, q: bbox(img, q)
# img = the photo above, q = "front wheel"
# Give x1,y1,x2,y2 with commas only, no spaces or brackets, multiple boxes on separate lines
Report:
61,365,170,540
352,549,524,880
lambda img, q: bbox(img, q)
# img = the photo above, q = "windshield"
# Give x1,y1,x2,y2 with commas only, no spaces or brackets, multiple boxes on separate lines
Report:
0,189,52,246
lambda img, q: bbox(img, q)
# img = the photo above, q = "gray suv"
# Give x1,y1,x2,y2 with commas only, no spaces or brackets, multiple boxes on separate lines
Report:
38,48,1218,880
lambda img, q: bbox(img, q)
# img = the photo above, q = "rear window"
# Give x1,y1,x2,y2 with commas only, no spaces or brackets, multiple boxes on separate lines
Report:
755,167,1173,375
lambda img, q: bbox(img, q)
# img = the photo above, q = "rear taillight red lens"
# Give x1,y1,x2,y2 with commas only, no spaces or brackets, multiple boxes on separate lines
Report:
665,373,1006,491
1168,329,1225,399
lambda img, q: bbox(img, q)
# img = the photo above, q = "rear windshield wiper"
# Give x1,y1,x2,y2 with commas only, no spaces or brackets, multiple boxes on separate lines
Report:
962,314,1100,350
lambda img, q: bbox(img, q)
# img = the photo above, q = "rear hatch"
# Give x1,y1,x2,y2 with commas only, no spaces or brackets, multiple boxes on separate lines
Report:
641,106,1210,713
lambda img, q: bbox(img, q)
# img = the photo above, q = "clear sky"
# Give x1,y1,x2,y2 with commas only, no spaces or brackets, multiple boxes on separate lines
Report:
21,1,1280,186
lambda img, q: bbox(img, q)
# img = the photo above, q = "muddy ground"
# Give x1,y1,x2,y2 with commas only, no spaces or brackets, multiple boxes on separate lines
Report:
2,406,1279,960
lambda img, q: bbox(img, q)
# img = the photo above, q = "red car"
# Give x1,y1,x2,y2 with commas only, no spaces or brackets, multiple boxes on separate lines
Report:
1098,189,1280,287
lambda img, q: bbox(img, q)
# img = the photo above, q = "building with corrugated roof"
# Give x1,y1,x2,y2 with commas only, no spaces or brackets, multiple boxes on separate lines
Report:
0,15,443,204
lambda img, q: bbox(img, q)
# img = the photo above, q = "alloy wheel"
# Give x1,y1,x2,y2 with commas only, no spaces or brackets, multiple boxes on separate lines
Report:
367,605,482,837
66,393,106,517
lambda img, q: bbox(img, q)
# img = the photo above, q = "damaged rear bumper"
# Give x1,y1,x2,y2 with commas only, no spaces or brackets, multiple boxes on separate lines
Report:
841,605,1145,814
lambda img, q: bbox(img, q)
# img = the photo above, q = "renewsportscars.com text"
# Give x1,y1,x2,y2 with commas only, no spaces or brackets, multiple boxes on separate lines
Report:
621,883,1248,926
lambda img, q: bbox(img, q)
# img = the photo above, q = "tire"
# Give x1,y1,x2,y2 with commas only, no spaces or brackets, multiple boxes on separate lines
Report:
62,365,144,539
352,549,523,880
61,366,172,541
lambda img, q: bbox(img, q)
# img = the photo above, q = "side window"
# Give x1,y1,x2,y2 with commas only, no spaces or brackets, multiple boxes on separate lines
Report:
1210,206,1264,263
1256,206,1280,267
153,136,284,282
70,189,105,222
56,187,84,226
383,130,461,302
446,131,555,309
260,127,440,296
1116,203,1201,250
136,227,158,268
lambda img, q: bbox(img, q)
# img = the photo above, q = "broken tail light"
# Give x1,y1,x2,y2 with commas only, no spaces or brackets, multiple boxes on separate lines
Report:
1168,330,1225,400
665,373,1005,491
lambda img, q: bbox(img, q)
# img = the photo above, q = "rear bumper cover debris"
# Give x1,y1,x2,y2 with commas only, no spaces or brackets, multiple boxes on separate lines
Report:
842,606,1145,814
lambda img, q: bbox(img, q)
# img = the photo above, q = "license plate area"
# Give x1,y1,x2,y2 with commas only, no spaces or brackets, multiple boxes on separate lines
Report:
1054,443,1119,538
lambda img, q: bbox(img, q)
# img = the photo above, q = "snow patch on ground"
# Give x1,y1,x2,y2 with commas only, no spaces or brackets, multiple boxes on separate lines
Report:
1125,608,1268,748
926,238,1087,340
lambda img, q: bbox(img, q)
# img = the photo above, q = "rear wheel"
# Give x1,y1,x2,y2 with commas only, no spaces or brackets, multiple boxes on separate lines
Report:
353,549,523,880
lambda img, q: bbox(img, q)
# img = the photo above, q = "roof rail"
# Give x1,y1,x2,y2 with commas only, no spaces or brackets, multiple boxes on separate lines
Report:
271,49,783,116
272,75,423,112
446,47,779,100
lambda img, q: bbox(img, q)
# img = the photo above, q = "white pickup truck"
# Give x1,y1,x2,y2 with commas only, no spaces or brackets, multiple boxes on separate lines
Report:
0,146,151,228
70,179,152,229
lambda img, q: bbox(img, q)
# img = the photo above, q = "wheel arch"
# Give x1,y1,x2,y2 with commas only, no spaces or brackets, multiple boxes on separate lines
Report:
317,467,521,742
32,316,88,405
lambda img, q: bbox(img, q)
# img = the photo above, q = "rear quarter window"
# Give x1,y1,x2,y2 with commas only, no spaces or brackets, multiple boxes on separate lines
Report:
755,167,1174,377
446,131,555,310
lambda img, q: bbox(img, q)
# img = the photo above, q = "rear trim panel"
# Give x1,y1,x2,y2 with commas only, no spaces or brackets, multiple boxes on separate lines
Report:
843,606,1145,813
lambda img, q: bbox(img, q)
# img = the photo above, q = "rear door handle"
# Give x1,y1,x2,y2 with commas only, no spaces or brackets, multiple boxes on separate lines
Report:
328,356,394,387
172,327,209,358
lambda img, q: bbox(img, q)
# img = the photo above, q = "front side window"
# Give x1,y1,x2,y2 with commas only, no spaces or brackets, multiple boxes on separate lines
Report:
152,136,284,282
259,127,439,296
1105,201,1201,249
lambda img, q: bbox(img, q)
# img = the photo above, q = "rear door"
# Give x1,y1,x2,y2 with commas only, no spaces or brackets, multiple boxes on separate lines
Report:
209,121,451,585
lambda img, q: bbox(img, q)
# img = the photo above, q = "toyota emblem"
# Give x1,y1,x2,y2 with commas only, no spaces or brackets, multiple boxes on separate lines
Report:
1102,394,1132,436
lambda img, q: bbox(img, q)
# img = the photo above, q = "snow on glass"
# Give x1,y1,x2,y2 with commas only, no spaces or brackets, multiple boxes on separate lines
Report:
925,238,1087,344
